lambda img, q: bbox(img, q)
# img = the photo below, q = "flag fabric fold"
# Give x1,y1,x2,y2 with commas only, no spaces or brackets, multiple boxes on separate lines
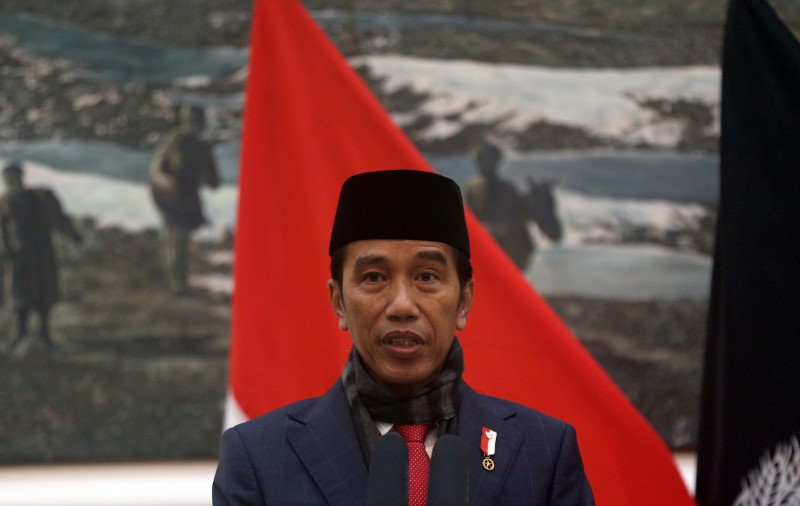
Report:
228,1,694,503
696,0,800,504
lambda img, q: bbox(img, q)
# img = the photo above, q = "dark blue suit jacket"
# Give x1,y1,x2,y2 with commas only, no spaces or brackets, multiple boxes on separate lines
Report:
213,380,594,505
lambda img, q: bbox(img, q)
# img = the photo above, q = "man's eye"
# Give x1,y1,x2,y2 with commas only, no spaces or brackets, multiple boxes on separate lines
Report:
418,272,437,282
364,272,383,282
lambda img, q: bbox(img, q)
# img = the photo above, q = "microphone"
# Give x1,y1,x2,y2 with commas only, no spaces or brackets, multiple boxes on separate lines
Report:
366,432,408,506
427,434,469,506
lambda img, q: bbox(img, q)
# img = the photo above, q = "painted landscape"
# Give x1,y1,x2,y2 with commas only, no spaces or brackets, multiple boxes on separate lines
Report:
1,0,798,463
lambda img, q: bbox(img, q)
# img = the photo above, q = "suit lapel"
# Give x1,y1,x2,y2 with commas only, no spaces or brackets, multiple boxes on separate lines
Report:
287,381,369,505
283,380,523,504
457,383,523,505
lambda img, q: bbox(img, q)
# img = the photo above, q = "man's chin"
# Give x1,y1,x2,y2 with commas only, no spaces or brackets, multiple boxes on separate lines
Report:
375,368,435,396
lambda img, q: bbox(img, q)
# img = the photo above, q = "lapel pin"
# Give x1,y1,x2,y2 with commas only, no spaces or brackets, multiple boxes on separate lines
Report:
481,427,497,471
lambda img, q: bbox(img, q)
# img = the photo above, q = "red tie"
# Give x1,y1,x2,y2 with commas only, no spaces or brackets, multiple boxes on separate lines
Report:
393,424,434,506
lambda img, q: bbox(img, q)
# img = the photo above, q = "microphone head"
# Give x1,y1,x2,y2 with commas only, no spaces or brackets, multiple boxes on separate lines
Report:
366,432,408,506
428,434,469,506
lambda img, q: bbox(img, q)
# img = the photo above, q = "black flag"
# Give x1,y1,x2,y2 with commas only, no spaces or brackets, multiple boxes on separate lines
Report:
696,0,800,504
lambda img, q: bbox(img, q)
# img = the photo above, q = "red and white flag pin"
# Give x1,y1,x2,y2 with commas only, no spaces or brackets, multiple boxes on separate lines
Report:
481,427,497,471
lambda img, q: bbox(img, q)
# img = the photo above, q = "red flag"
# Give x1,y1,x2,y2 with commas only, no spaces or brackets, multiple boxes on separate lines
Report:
230,1,694,504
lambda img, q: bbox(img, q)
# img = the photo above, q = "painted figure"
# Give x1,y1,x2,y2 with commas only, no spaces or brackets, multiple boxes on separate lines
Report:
0,162,81,349
149,105,220,294
464,142,562,270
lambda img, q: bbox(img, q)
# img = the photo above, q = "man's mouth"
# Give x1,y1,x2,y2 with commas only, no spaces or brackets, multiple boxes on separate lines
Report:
381,332,424,348
385,337,420,347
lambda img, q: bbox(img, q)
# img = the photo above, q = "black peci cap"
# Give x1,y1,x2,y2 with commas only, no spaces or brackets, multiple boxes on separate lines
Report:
329,170,470,257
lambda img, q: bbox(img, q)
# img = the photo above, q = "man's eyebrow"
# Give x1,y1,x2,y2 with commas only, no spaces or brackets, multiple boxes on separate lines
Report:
415,250,448,265
353,254,389,271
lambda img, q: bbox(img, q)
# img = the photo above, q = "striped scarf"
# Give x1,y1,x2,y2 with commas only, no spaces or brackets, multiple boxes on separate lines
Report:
341,337,464,464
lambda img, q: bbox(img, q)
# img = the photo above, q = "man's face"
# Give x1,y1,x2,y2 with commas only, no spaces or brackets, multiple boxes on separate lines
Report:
329,239,474,395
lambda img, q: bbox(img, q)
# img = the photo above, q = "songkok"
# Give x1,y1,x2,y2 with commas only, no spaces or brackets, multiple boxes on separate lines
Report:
329,170,470,258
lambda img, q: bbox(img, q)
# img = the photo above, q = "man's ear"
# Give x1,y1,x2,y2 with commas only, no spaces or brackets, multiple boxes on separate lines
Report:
456,279,475,331
328,279,348,331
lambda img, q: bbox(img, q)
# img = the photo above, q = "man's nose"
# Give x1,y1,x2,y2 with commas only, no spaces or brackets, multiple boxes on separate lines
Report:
385,280,420,320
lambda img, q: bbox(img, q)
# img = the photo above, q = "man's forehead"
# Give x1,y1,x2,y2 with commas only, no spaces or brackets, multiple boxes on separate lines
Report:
345,239,454,266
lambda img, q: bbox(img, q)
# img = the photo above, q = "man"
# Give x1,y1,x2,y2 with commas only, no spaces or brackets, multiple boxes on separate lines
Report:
464,142,562,270
0,162,81,350
149,105,220,294
213,170,593,505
